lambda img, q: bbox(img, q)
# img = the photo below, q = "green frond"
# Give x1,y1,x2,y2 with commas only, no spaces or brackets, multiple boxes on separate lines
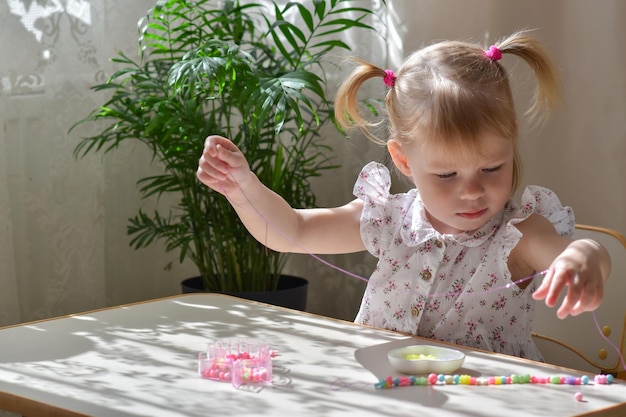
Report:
71,0,383,292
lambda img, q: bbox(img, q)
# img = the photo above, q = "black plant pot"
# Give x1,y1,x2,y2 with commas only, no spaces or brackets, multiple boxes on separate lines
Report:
181,275,308,311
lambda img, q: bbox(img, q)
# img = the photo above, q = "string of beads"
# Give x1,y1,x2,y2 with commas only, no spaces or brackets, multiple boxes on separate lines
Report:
374,373,615,389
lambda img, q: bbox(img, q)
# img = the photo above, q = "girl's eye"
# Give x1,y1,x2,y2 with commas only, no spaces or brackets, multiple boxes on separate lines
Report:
436,172,456,180
483,165,502,173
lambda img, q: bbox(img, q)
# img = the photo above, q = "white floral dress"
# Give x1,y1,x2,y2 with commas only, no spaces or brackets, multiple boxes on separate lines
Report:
353,162,575,360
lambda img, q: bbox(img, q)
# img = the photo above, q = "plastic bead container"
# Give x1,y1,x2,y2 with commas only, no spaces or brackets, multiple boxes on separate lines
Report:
198,338,272,388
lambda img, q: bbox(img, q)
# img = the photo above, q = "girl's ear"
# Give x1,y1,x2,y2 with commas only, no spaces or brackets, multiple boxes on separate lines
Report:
387,140,412,177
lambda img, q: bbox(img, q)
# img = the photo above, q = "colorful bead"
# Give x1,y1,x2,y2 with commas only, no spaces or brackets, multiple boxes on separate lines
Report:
574,392,584,402
374,373,612,389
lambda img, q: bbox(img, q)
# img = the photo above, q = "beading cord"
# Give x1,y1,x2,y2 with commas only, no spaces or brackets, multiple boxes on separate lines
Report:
374,373,614,389
592,311,626,371
226,172,369,283
227,171,544,288
224,173,626,373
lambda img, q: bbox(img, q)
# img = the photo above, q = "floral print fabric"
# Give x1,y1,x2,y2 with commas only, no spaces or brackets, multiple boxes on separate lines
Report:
353,162,575,360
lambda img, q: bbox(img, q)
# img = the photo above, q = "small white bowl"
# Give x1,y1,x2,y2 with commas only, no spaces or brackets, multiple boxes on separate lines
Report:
387,345,465,374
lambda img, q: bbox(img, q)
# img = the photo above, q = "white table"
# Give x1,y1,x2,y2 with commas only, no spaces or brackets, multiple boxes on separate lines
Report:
0,294,624,417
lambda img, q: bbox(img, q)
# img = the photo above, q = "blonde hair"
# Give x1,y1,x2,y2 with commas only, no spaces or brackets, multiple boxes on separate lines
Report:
334,31,561,192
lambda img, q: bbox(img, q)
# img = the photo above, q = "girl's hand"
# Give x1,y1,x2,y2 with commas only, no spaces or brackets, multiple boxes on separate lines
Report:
532,239,609,319
197,135,253,198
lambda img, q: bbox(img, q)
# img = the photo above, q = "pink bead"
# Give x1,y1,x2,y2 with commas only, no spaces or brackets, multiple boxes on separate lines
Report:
488,377,495,385
574,392,584,402
470,377,477,385
428,373,438,385
595,375,606,384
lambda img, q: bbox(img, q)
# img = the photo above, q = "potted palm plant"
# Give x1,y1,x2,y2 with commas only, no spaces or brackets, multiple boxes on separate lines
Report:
71,0,381,308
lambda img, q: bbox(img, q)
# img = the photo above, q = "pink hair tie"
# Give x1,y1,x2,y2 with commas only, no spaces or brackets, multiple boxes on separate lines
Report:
383,69,397,87
485,45,502,61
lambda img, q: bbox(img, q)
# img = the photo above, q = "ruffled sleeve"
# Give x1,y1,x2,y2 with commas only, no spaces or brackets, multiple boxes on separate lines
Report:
353,162,394,256
501,185,575,257
510,185,575,236
353,162,392,206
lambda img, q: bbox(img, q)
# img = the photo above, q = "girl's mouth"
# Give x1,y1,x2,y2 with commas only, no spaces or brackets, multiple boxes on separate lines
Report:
457,208,488,220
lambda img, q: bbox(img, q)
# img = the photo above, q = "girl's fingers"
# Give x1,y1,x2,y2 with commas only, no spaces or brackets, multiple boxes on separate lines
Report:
532,269,552,301
539,268,603,318
214,144,248,172
200,146,241,177
534,267,591,318
196,166,222,186
568,279,603,316
555,272,582,318
534,268,568,308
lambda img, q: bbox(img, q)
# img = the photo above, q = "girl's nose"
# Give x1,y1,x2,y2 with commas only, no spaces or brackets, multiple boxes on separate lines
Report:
459,177,485,200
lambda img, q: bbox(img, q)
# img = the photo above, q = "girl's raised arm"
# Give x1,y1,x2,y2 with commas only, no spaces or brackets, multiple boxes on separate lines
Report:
197,135,366,255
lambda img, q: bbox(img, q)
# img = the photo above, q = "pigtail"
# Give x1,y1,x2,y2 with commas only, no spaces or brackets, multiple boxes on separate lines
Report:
496,31,562,123
334,58,388,144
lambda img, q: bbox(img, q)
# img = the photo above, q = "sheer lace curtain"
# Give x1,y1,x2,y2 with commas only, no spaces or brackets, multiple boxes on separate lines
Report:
0,0,194,327
0,0,624,329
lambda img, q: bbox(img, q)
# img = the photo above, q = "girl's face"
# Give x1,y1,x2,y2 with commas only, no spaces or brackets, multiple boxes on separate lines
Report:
389,131,515,234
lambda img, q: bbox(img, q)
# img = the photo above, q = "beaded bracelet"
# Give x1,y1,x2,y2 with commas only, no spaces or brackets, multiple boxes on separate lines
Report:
374,373,615,389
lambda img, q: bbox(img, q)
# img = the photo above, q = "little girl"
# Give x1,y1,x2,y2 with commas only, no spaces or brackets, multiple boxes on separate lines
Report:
197,31,610,360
